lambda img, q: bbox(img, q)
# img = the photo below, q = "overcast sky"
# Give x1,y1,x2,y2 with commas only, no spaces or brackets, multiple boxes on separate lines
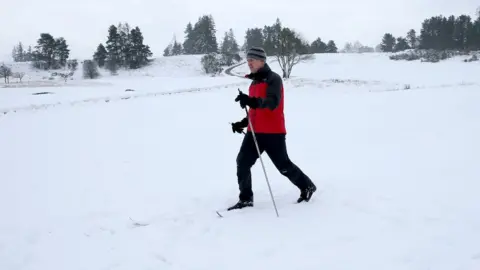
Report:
1,0,478,61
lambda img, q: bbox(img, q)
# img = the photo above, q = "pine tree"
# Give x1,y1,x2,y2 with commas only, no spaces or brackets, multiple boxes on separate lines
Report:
220,32,230,55
263,18,282,55
118,22,132,66
105,25,122,72
310,38,327,53
55,37,70,67
12,42,25,62
453,15,473,50
205,15,218,53
128,26,152,69
442,16,456,50
220,29,239,55
419,17,436,49
100,22,153,70
191,15,218,54
244,28,264,52
33,33,57,69
380,33,396,52
473,16,480,50
163,35,181,56
326,40,338,53
25,46,33,61
417,14,478,51
12,44,18,62
183,22,195,54
93,44,107,67
163,44,172,56
228,29,239,53
406,29,417,49
17,42,25,62
171,36,183,55
394,37,410,52
219,29,240,65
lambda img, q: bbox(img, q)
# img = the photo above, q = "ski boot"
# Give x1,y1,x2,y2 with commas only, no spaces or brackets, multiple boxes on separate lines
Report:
227,199,253,211
297,184,317,203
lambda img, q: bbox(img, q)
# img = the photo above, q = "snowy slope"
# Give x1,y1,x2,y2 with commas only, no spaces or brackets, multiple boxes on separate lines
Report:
233,52,480,91
1,53,479,270
0,55,245,112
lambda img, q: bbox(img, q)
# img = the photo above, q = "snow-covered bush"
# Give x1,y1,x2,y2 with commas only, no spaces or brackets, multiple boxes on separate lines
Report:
67,59,78,71
420,50,462,63
201,53,223,75
464,54,478,62
389,50,421,61
390,49,466,63
83,60,100,79
11,72,26,83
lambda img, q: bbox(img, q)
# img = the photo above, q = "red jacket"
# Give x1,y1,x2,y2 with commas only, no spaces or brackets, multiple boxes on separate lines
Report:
245,64,286,134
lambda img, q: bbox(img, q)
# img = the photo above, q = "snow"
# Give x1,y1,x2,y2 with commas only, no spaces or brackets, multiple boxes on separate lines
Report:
0,55,245,112
1,53,479,270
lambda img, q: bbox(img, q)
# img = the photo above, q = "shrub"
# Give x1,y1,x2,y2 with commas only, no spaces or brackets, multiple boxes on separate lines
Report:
201,53,223,75
83,60,100,79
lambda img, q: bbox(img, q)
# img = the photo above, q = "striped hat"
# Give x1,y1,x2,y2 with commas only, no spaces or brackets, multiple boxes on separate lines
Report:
246,47,267,61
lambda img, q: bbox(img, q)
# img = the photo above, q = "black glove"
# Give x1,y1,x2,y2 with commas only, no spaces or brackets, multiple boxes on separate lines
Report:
231,117,248,133
235,91,258,109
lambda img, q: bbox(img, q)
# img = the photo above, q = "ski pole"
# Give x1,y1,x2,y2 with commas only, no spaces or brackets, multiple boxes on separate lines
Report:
244,107,279,217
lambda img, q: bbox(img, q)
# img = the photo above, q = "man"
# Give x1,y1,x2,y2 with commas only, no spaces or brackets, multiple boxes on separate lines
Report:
228,46,316,211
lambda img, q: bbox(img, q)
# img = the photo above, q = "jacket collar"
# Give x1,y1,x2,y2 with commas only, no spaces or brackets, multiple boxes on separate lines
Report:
245,63,271,81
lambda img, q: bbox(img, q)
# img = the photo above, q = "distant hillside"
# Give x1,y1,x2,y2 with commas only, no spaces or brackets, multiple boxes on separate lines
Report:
0,55,218,88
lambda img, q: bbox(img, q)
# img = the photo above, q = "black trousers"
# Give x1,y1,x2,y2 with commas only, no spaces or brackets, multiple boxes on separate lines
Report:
236,132,314,201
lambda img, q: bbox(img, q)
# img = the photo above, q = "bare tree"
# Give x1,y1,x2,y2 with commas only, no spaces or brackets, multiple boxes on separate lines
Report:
58,71,74,82
274,28,313,79
0,65,12,83
11,72,25,83
83,60,100,79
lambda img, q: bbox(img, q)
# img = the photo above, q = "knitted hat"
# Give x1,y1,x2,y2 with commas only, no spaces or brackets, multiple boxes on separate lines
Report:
246,47,267,61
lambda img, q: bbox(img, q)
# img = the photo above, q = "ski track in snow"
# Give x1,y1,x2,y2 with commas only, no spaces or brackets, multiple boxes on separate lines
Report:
1,53,479,270
0,80,250,116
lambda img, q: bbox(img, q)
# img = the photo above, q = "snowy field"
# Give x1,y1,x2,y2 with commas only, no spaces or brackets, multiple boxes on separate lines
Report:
0,55,246,111
1,53,479,270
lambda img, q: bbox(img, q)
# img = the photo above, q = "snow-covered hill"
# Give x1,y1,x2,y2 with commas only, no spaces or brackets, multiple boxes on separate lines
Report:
1,52,479,270
1,55,208,83
0,55,246,112
233,52,480,88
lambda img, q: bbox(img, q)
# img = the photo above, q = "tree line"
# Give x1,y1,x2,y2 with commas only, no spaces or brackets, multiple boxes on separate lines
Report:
380,8,480,52
163,16,338,78
10,13,338,79
92,22,153,75
11,22,153,78
12,33,70,70
163,16,338,57
10,7,478,79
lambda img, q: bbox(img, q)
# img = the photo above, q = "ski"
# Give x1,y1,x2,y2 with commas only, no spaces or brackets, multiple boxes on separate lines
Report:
215,208,245,218
215,209,244,218
129,217,149,227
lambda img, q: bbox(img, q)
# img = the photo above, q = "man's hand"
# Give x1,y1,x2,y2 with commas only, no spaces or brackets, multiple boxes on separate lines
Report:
235,90,257,109
231,117,248,133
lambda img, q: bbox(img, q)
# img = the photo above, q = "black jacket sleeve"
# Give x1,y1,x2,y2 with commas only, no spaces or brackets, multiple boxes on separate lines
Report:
255,73,282,110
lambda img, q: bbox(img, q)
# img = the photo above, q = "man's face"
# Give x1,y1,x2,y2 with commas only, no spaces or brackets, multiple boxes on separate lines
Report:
247,58,264,73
